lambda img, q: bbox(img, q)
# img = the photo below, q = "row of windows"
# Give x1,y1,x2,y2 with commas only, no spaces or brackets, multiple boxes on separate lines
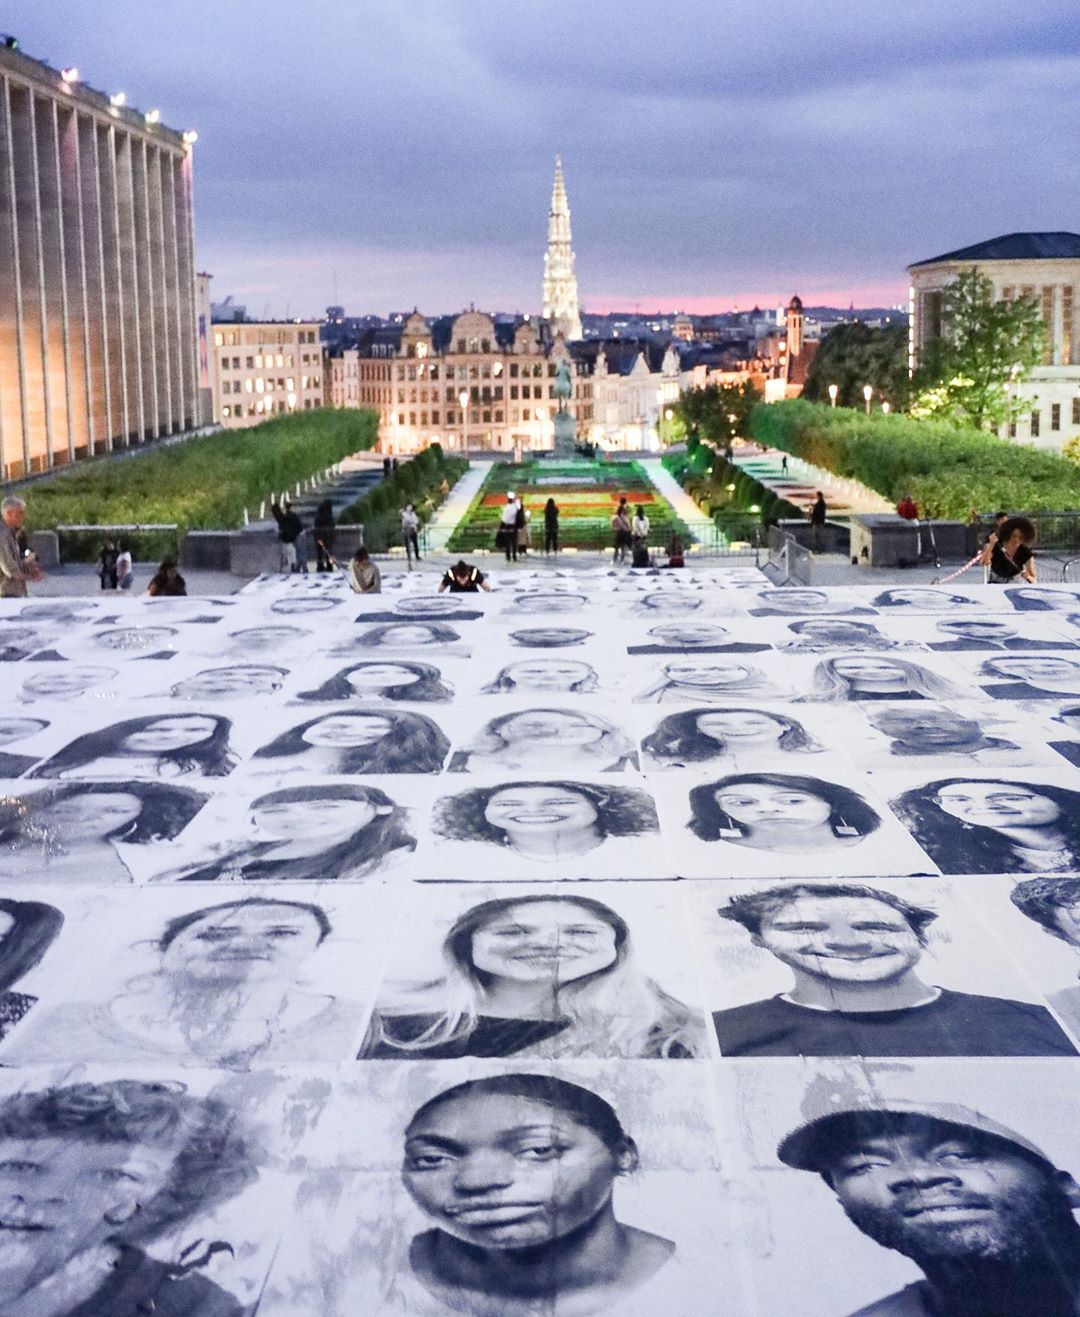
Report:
222,397,316,418
395,404,590,427
221,376,319,396
213,329,319,348
1010,399,1080,439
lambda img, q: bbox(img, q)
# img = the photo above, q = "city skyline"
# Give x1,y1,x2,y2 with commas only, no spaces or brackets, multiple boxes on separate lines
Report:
8,0,1078,318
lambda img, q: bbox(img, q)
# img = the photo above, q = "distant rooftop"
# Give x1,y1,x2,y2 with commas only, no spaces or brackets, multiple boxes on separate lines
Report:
910,232,1080,268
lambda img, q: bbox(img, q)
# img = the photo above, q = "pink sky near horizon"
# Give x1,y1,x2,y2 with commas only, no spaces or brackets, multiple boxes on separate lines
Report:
584,282,910,315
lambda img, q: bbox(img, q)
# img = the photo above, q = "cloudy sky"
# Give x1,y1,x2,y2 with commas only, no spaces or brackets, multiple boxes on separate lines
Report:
9,1,1079,316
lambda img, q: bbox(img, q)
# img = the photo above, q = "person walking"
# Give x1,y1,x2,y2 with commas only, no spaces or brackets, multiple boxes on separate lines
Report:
0,497,42,598
400,502,421,566
497,493,519,562
809,490,827,552
612,498,632,563
96,538,119,590
271,500,304,573
544,497,559,554
349,546,382,594
115,540,134,591
780,454,789,475
314,499,336,572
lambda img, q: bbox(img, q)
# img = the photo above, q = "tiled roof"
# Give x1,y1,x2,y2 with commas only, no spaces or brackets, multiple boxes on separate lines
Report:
910,232,1080,267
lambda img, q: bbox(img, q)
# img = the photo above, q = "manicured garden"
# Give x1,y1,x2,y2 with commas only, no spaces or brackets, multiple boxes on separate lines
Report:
750,399,1080,519
22,409,379,536
446,460,691,552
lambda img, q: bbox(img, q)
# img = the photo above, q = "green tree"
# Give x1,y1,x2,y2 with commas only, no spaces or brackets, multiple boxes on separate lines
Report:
675,381,757,444
910,268,1044,430
802,322,910,410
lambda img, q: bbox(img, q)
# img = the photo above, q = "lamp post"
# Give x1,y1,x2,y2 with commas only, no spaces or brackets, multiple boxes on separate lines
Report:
458,389,469,451
881,401,891,416
863,384,873,415
828,383,838,408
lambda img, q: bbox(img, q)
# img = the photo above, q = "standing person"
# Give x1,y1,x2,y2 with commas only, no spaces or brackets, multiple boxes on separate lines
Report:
96,538,119,590
271,500,304,573
988,514,1037,584
612,499,632,563
400,502,421,565
781,453,789,475
544,496,559,553
146,559,187,597
0,497,43,598
809,490,827,551
314,498,336,573
631,504,651,551
778,1100,1080,1317
348,546,381,593
115,539,134,591
516,497,531,556
497,493,518,562
438,560,490,593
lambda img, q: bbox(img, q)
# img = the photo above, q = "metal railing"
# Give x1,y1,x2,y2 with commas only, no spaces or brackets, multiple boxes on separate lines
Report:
444,520,760,560
766,527,813,585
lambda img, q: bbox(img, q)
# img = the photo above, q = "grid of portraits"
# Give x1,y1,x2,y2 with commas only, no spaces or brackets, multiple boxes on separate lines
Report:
3,570,1080,1314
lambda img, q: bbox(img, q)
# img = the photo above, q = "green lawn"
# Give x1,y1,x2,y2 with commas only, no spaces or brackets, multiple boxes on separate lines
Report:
447,460,690,551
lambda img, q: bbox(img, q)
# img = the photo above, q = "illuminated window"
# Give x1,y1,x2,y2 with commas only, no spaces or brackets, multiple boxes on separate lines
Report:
255,354,263,369
255,379,265,393
214,332,223,347
245,380,254,393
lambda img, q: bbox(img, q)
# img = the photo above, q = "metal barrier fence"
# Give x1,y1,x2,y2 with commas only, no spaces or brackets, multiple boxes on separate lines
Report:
766,527,813,585
445,519,760,561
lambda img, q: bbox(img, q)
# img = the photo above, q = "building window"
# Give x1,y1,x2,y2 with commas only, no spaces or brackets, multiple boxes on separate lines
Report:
510,386,519,400
1072,398,1080,426
510,364,519,378
1031,410,1041,437
432,410,440,423
523,408,531,421
1052,403,1061,431
246,357,254,369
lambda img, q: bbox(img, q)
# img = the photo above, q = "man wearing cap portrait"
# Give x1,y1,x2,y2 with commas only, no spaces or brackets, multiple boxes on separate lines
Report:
779,1100,1080,1315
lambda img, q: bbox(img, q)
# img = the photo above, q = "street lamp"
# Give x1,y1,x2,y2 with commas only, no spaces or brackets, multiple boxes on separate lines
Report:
881,401,891,415
863,384,873,415
828,383,839,408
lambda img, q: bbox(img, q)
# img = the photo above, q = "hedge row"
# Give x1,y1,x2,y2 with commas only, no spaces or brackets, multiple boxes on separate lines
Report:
749,400,1080,519
338,445,468,549
663,446,802,526
22,409,379,532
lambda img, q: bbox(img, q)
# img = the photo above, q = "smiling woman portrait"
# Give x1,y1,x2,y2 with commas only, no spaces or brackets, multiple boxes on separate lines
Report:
448,708,638,773
362,894,704,1059
396,1074,676,1315
30,713,237,780
642,707,822,767
431,780,659,862
892,777,1080,874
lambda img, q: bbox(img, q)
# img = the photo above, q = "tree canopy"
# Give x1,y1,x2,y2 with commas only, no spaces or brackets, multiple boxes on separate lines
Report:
801,321,910,410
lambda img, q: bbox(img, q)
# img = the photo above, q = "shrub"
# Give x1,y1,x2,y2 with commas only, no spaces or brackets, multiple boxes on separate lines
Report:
749,400,1080,519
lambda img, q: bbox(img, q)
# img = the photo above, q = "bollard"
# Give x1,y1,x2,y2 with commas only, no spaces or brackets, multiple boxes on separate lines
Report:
243,508,250,526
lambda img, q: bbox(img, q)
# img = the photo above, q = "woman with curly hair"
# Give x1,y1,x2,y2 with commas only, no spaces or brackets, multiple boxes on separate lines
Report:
162,783,416,883
797,655,962,702
432,779,659,862
297,660,453,703
481,659,599,694
892,778,1080,874
688,772,881,854
252,710,449,775
642,707,822,768
448,708,638,774
362,894,705,1059
29,713,237,780
0,782,207,883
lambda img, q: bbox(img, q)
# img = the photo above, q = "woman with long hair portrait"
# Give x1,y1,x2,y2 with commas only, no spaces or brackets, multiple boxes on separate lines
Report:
1006,586,1080,611
0,898,63,1041
332,621,469,658
892,778,1080,874
363,894,705,1059
688,772,881,853
297,661,454,703
978,654,1080,700
482,659,599,694
871,587,975,611
778,619,907,652
636,658,784,704
448,708,638,774
432,779,659,862
253,710,449,774
397,1074,676,1314
163,783,416,883
5,896,363,1067
0,782,207,882
642,708,822,768
798,655,962,702
29,714,237,780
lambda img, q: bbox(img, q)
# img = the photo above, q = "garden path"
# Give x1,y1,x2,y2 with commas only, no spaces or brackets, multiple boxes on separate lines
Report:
730,444,891,517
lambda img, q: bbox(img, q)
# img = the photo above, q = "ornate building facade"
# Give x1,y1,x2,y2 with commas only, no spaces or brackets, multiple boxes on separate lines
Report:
541,156,583,342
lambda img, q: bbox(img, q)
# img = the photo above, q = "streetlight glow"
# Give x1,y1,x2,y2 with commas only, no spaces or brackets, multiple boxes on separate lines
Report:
110,91,126,107
828,383,838,407
863,384,873,415
144,108,160,124
60,66,79,84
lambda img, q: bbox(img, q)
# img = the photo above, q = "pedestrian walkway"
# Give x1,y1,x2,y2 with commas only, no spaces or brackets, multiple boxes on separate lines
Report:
423,461,492,552
640,459,714,542
731,444,891,518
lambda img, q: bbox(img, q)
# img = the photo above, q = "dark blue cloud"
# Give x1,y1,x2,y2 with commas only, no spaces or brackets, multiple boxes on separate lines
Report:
7,0,1078,313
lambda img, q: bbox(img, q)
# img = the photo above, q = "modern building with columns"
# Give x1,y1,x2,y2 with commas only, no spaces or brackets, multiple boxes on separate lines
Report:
909,233,1080,450
0,41,201,479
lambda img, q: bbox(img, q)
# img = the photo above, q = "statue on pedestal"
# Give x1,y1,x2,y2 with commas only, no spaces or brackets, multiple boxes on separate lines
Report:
552,358,576,457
